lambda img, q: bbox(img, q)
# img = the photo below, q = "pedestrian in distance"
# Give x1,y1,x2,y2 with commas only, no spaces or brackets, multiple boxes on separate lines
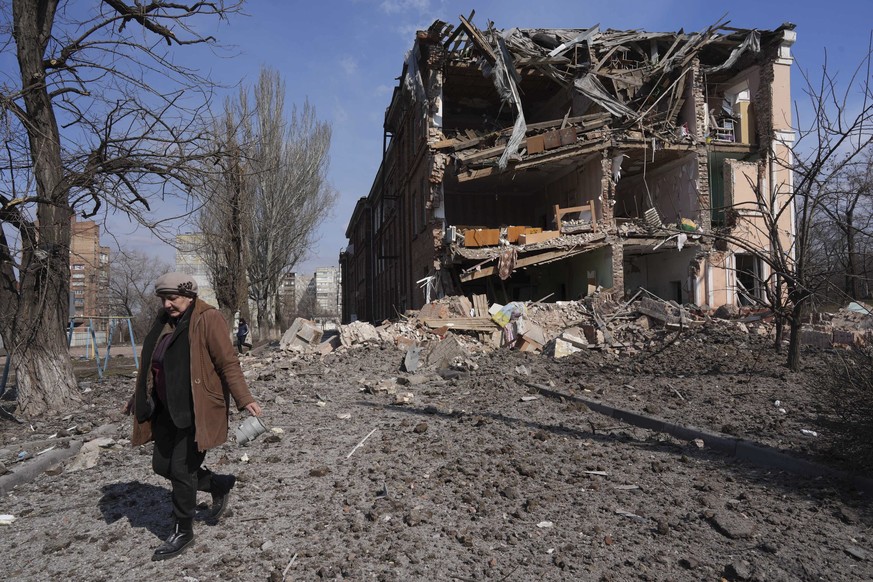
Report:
236,317,253,354
124,272,263,561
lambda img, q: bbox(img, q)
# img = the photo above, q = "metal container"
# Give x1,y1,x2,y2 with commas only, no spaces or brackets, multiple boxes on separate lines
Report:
234,416,267,445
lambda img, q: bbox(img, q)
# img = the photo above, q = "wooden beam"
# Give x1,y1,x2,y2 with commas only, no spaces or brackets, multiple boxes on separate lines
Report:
513,141,609,170
456,166,496,182
443,10,474,49
458,15,496,64
460,247,595,282
421,317,498,331
456,143,507,163
431,138,461,150
449,113,612,154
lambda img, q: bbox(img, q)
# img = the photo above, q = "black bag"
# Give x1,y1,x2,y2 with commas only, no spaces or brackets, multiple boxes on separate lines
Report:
136,395,156,423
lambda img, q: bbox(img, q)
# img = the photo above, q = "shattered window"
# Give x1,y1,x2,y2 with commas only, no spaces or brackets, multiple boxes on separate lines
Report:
736,253,764,306
708,151,758,226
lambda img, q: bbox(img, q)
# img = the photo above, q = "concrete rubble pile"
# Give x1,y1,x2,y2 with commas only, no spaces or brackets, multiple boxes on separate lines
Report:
798,301,873,349
276,290,865,368
232,296,873,401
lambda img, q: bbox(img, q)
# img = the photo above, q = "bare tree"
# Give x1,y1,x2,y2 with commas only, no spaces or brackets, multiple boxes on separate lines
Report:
197,99,252,321
779,50,873,369
813,148,873,301
107,248,172,341
707,47,873,370
196,67,336,337
245,69,336,335
0,1,242,416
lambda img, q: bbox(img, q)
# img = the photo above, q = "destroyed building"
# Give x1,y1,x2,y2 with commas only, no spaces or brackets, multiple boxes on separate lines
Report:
340,14,797,323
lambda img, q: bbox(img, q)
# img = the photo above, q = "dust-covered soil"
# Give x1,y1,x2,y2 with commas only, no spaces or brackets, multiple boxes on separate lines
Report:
1,324,872,581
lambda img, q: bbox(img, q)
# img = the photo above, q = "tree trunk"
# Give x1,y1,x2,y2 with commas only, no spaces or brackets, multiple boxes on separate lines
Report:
14,333,81,416
786,302,805,372
5,0,81,415
773,313,784,352
845,209,860,299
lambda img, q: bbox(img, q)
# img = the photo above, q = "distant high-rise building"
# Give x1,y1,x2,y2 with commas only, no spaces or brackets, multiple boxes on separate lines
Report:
314,267,342,319
279,272,313,320
280,272,310,306
69,216,110,320
175,233,217,306
279,268,341,322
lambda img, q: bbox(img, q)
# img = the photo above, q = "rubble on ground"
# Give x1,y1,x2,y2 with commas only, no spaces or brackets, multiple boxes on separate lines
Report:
1,299,871,581
277,291,873,365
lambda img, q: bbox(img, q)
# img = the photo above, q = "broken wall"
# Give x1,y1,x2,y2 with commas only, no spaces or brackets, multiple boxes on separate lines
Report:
723,155,776,303
615,154,700,223
444,160,601,232
705,248,773,309
409,220,442,311
707,66,763,144
679,61,699,135
770,47,793,133
624,249,699,304
723,68,762,144
765,140,796,261
576,156,605,225
705,251,734,307
542,169,587,229
345,17,800,322
532,245,613,301
764,39,797,264
725,158,759,210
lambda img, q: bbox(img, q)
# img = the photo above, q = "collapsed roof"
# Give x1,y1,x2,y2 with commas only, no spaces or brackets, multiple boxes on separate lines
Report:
397,15,794,181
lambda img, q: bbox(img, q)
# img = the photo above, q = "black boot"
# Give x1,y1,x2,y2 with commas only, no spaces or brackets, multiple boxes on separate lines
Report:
152,518,194,561
210,474,236,521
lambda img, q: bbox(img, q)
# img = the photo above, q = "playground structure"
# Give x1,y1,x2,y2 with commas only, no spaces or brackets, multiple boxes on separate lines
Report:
67,315,139,380
0,316,140,404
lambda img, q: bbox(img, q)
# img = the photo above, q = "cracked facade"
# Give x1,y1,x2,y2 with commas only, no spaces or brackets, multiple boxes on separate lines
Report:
340,15,797,323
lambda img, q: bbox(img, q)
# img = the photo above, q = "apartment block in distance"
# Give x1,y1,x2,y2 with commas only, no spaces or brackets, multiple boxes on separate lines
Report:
280,271,313,319
281,268,343,322
175,233,217,307
69,216,110,321
341,14,796,323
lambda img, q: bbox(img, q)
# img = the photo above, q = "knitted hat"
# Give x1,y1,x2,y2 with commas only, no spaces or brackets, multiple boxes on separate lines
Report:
154,272,198,297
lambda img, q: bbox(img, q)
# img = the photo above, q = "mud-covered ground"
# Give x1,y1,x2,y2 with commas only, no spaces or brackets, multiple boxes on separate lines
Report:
1,324,872,581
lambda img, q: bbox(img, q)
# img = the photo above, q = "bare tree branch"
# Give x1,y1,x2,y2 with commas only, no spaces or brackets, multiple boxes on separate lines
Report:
195,67,336,335
0,0,243,416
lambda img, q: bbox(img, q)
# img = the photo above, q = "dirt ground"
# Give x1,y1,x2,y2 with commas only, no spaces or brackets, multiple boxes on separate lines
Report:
0,323,872,581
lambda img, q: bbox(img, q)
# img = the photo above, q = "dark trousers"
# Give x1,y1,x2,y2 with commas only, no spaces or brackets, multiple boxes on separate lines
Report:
152,407,215,520
237,336,252,353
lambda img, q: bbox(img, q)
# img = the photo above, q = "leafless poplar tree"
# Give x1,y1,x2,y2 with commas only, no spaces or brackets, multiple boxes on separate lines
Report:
197,99,252,322
0,1,241,416
245,71,336,333
196,67,336,336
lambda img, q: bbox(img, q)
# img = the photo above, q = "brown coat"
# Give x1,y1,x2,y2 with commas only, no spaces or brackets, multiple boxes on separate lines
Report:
131,299,255,451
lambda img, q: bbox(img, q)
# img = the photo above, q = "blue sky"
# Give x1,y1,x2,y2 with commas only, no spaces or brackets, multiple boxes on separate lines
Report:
233,0,871,275
12,1,873,274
